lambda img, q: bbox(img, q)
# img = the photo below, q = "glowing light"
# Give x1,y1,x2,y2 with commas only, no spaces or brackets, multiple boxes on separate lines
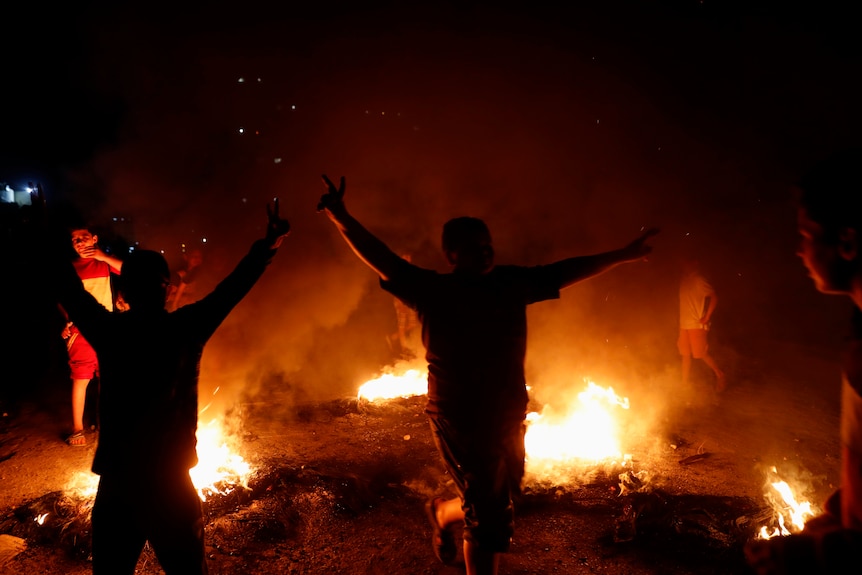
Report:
63,470,99,499
757,467,820,539
358,363,428,401
238,128,244,134
524,380,630,485
35,513,48,525
189,418,253,502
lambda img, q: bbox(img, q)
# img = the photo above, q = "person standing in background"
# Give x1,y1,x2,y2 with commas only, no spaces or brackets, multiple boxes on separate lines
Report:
678,254,726,393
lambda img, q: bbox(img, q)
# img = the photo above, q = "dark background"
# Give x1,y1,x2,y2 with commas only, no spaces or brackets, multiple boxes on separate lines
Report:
2,1,861,411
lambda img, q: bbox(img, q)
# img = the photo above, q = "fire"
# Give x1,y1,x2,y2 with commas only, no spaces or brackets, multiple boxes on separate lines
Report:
756,466,820,539
357,365,632,487
524,379,631,484
60,419,253,504
357,360,428,401
189,418,253,502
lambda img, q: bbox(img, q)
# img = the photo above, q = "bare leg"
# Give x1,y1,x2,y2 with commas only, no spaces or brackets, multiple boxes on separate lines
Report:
701,354,726,392
435,496,464,529
71,378,90,431
681,353,692,387
464,539,499,575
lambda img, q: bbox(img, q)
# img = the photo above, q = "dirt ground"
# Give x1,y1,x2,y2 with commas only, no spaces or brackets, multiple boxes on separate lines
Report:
0,338,844,575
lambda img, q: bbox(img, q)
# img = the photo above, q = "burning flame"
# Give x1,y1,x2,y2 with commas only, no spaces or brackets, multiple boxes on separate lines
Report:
524,379,631,484
189,418,253,502
60,419,254,504
357,366,632,487
757,466,820,539
357,360,428,401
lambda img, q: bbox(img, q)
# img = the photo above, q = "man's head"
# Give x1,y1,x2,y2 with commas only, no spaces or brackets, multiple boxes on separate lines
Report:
70,227,98,258
441,217,494,274
119,250,171,311
796,147,862,295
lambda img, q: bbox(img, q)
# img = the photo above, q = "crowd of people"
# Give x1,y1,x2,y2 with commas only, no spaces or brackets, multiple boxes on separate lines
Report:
1,149,861,574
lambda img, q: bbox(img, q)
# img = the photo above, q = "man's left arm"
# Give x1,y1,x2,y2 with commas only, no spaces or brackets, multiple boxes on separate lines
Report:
186,201,290,335
549,228,659,289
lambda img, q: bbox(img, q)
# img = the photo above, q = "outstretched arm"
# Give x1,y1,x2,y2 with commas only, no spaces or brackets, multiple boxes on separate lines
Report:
549,228,659,289
317,175,404,281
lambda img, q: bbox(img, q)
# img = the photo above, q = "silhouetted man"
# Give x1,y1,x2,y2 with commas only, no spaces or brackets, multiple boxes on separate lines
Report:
318,174,657,575
53,201,290,575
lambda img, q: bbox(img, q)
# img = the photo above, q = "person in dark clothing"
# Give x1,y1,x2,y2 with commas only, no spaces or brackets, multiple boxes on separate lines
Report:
317,174,657,575
53,200,290,575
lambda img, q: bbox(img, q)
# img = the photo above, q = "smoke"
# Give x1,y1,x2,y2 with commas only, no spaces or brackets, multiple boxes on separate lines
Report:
44,4,859,427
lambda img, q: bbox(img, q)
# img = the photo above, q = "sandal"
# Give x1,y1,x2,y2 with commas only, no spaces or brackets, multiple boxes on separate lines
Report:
425,498,457,565
66,430,86,446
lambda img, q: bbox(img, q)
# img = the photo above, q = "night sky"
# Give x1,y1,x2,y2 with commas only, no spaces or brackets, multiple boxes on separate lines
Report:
3,1,862,407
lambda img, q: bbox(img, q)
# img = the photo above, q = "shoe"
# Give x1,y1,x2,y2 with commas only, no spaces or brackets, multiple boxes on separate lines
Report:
66,430,86,446
425,498,457,565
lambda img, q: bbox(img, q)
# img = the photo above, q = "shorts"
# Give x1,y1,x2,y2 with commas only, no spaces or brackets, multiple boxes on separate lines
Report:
92,470,207,574
678,328,709,359
67,326,99,380
427,411,526,553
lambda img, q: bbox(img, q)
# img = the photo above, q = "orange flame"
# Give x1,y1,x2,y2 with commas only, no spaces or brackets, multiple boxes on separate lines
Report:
524,379,631,485
189,418,253,502
756,466,819,539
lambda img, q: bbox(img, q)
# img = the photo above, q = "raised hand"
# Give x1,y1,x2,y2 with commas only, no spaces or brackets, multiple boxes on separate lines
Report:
317,174,345,213
623,227,660,261
266,198,291,248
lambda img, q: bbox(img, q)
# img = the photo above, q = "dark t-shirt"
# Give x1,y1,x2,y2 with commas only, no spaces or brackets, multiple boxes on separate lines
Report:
382,263,561,421
57,240,275,476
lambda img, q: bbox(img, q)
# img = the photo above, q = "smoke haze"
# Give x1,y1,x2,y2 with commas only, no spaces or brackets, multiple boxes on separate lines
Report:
5,2,860,424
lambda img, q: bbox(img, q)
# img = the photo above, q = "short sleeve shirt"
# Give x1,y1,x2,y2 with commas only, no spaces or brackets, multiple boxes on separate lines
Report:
679,270,715,330
381,263,561,420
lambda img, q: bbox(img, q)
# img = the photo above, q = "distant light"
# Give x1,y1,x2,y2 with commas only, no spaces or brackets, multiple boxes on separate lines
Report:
242,198,248,203
238,77,245,83
202,238,207,243
238,128,244,134
274,158,282,164
291,105,296,110
257,77,262,82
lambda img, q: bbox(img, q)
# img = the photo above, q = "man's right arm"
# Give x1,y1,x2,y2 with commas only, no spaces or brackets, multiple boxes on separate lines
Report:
319,175,404,282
